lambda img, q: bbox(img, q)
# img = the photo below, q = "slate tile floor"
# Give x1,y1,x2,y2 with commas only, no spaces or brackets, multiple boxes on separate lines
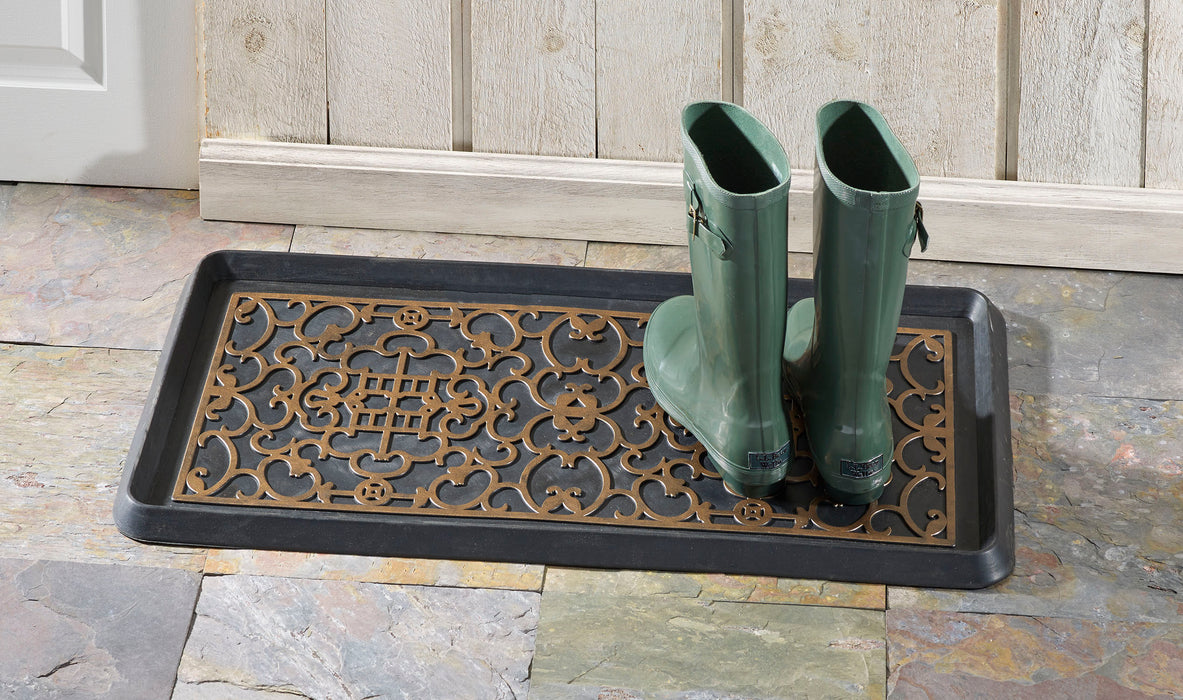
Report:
0,182,1180,698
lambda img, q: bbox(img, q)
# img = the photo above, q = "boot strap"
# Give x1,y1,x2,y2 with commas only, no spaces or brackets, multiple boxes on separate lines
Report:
910,201,930,253
686,182,733,259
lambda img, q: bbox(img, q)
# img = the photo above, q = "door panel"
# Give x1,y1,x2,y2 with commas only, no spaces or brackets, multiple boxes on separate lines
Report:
0,1,197,188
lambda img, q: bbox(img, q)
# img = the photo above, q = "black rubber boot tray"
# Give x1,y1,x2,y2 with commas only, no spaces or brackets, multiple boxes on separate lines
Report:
116,251,1014,588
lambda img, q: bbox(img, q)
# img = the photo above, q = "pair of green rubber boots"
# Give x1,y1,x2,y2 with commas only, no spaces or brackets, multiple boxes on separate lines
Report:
643,100,928,504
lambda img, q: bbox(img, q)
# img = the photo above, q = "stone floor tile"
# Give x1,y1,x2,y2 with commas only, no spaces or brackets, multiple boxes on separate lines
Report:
0,344,205,570
530,590,886,699
0,184,293,350
174,574,539,699
887,608,1183,698
906,261,1183,399
891,510,1183,625
0,558,200,699
545,567,885,610
585,242,816,279
292,225,588,266
585,242,691,273
890,392,1182,623
204,549,545,590
0,182,14,217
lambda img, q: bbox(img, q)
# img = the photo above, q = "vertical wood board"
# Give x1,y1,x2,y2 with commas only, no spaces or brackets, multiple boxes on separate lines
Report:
326,0,452,149
203,0,328,143
1146,1,1183,189
595,0,723,161
743,0,1001,180
470,0,595,157
1017,0,1144,186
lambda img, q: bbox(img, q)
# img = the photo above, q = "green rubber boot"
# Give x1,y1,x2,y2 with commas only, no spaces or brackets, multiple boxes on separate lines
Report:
643,101,793,498
783,100,929,505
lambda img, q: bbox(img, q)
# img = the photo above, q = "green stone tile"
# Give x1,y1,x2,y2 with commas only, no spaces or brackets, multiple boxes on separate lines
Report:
530,589,885,699
545,567,885,610
0,344,204,571
0,184,292,350
888,608,1183,698
292,225,587,266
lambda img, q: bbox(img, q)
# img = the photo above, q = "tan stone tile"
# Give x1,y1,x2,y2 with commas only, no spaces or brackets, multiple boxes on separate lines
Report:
544,567,885,610
586,242,815,279
292,225,587,266
0,344,204,571
888,608,1183,698
585,242,690,272
204,549,544,591
0,184,292,350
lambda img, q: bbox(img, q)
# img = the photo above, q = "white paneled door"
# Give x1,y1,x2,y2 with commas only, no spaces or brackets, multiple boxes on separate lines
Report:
0,0,197,188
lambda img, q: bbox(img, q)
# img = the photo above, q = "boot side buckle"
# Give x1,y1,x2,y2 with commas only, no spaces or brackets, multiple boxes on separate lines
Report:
911,201,930,253
686,185,733,260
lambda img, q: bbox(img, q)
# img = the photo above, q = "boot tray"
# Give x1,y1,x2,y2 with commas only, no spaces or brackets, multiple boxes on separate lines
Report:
116,251,1014,589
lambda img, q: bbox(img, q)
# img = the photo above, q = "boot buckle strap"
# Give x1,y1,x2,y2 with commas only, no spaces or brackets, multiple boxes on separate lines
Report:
686,184,733,260
910,201,930,253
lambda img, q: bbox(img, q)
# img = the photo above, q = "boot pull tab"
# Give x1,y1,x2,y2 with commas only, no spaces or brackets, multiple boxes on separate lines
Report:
910,201,930,254
686,183,733,260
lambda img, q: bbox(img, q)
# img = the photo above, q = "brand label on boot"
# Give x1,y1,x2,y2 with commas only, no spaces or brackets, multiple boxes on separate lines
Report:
747,441,792,472
840,454,887,480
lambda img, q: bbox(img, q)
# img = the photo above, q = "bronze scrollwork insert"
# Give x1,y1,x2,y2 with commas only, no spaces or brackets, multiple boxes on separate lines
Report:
174,292,955,546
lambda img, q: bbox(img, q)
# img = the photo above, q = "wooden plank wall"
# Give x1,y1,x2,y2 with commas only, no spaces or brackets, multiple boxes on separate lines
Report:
1017,0,1144,186
326,0,453,149
202,0,1183,189
470,0,596,157
743,0,1002,179
202,0,327,143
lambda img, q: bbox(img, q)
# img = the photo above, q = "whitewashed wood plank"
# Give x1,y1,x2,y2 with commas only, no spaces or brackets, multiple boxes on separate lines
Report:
326,0,452,149
595,0,722,161
1017,0,1144,186
743,0,1001,179
1146,1,1183,189
201,139,685,244
470,0,595,157
200,139,1183,273
202,0,327,143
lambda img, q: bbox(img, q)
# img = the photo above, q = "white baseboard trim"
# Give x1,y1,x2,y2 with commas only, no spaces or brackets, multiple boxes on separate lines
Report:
200,138,1183,273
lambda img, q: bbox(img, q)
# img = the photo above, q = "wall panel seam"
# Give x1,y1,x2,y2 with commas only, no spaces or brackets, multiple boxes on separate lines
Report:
452,0,472,151
1140,0,1150,187
323,0,331,144
1003,0,1022,180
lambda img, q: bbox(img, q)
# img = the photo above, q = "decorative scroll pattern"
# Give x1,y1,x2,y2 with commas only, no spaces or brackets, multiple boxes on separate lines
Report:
174,292,956,546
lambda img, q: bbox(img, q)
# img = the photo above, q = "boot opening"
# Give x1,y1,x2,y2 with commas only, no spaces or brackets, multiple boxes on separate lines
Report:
687,104,783,195
821,105,911,193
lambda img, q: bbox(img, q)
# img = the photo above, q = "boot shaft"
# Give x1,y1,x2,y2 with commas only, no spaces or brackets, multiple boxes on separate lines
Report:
811,101,922,382
681,102,791,413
